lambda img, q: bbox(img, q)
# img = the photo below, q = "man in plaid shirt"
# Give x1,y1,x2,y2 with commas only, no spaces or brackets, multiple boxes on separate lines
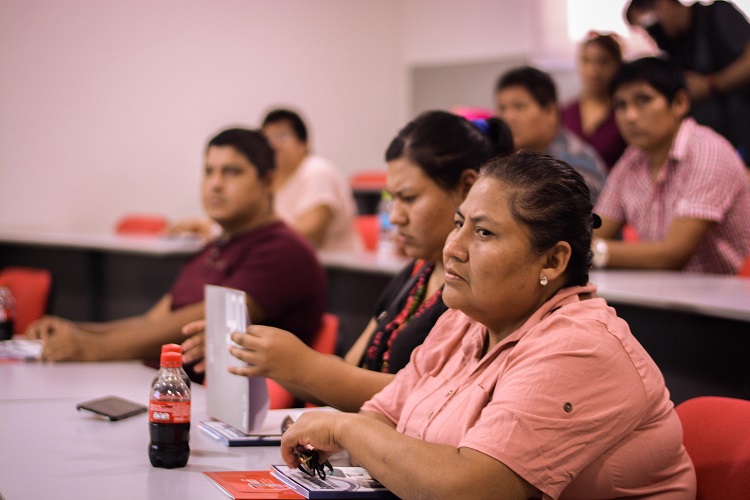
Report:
593,57,750,274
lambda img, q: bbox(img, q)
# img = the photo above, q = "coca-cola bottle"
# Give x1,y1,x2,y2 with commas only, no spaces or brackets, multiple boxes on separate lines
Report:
148,349,190,468
151,343,191,388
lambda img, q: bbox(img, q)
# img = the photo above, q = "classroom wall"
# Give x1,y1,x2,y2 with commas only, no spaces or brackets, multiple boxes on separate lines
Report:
0,0,408,232
0,0,578,233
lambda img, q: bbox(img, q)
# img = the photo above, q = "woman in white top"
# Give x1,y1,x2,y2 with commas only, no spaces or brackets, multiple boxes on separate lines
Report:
168,109,359,252
261,108,358,252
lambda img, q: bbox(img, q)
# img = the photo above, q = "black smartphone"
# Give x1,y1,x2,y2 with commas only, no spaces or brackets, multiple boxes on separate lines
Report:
76,396,147,421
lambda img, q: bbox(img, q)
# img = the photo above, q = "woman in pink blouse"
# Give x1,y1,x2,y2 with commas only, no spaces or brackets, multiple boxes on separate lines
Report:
281,152,696,499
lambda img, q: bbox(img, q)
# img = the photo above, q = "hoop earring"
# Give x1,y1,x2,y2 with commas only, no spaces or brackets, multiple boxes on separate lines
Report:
539,275,548,286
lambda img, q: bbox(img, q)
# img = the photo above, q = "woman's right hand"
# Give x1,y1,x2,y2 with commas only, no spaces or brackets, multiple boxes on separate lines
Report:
227,325,312,383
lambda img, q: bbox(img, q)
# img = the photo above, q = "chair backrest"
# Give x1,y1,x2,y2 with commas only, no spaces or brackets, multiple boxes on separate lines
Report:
738,254,750,278
349,171,386,192
622,223,639,242
267,313,339,409
0,267,53,334
114,214,168,236
675,396,750,500
355,215,379,252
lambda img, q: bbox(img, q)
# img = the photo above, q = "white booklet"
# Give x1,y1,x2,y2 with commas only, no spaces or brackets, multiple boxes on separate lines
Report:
270,465,394,499
0,339,43,361
201,407,338,447
204,285,269,435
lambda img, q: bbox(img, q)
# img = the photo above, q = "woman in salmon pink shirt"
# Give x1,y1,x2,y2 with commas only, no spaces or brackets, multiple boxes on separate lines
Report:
281,152,696,500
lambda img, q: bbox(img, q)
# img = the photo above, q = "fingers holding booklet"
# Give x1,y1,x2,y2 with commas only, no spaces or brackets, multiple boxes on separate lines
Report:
278,411,343,472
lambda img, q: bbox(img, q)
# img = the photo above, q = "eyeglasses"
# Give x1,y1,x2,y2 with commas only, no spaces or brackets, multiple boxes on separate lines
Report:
281,416,334,480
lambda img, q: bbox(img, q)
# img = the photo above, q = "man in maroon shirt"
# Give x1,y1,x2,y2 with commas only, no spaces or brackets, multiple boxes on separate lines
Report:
27,128,326,362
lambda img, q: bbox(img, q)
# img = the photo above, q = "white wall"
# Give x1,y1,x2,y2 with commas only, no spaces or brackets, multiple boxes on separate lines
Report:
0,0,406,231
0,0,584,233
401,0,535,65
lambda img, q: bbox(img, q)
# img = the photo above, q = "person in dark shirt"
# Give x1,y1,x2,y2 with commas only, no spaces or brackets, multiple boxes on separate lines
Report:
26,128,325,362
626,0,750,164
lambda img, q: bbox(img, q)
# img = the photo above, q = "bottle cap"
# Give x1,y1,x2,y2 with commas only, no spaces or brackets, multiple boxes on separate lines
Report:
160,351,182,368
161,343,182,354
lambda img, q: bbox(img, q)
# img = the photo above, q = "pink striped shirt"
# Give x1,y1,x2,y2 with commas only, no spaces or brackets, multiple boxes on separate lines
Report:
595,118,750,274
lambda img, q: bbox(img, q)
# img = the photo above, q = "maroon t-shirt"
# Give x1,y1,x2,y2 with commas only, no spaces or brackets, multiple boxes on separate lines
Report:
561,100,627,170
169,220,326,344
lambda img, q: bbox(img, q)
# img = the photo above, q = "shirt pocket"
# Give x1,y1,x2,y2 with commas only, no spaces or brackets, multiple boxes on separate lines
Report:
423,382,492,446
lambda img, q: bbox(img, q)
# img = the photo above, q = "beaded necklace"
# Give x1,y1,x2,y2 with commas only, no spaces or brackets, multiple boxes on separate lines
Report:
364,262,442,373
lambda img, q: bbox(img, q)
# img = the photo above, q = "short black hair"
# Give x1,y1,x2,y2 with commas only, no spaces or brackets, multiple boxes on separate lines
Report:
261,108,308,143
609,56,687,103
207,128,275,178
385,110,499,191
624,0,680,25
495,66,557,108
480,151,595,287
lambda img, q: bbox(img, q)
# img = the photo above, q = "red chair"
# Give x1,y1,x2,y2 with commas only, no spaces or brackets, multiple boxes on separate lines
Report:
0,267,53,335
738,255,750,277
349,171,386,192
675,396,750,500
267,313,340,409
114,214,169,236
622,223,639,242
355,215,379,252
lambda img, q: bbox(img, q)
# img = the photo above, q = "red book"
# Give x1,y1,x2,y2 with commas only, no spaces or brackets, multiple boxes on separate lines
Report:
204,470,305,499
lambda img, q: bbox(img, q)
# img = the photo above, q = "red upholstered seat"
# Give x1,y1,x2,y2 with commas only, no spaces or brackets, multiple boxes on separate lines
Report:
355,215,379,252
115,214,168,236
738,255,750,277
675,396,750,500
267,313,339,409
0,267,53,334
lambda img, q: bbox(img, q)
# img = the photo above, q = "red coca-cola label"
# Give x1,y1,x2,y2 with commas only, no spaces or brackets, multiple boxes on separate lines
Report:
149,400,190,424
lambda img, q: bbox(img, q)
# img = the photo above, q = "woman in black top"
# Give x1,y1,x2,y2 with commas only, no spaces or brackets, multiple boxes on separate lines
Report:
187,110,512,412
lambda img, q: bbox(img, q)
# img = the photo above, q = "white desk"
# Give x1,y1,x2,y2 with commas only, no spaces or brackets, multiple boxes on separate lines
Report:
0,228,204,322
591,270,750,323
0,227,204,257
0,361,283,500
319,250,409,276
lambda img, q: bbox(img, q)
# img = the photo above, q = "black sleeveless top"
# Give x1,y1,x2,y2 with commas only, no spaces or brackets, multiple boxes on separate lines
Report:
359,260,448,374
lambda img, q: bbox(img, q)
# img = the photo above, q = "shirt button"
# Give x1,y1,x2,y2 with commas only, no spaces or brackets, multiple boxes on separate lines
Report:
563,402,573,413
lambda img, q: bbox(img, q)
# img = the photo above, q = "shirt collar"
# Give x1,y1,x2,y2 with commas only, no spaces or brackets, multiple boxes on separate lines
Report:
669,117,695,164
621,118,693,182
461,283,598,360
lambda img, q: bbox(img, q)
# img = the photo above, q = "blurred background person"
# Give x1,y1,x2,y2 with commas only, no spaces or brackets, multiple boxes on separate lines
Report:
169,108,359,251
562,32,628,170
594,57,750,274
27,128,326,364
626,0,750,165
261,108,359,251
494,65,608,200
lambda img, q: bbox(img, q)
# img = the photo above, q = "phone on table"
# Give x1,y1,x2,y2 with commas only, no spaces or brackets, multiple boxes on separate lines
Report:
76,396,147,421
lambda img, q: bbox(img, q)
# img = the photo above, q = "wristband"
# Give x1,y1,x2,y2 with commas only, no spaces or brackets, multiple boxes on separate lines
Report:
592,239,609,269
